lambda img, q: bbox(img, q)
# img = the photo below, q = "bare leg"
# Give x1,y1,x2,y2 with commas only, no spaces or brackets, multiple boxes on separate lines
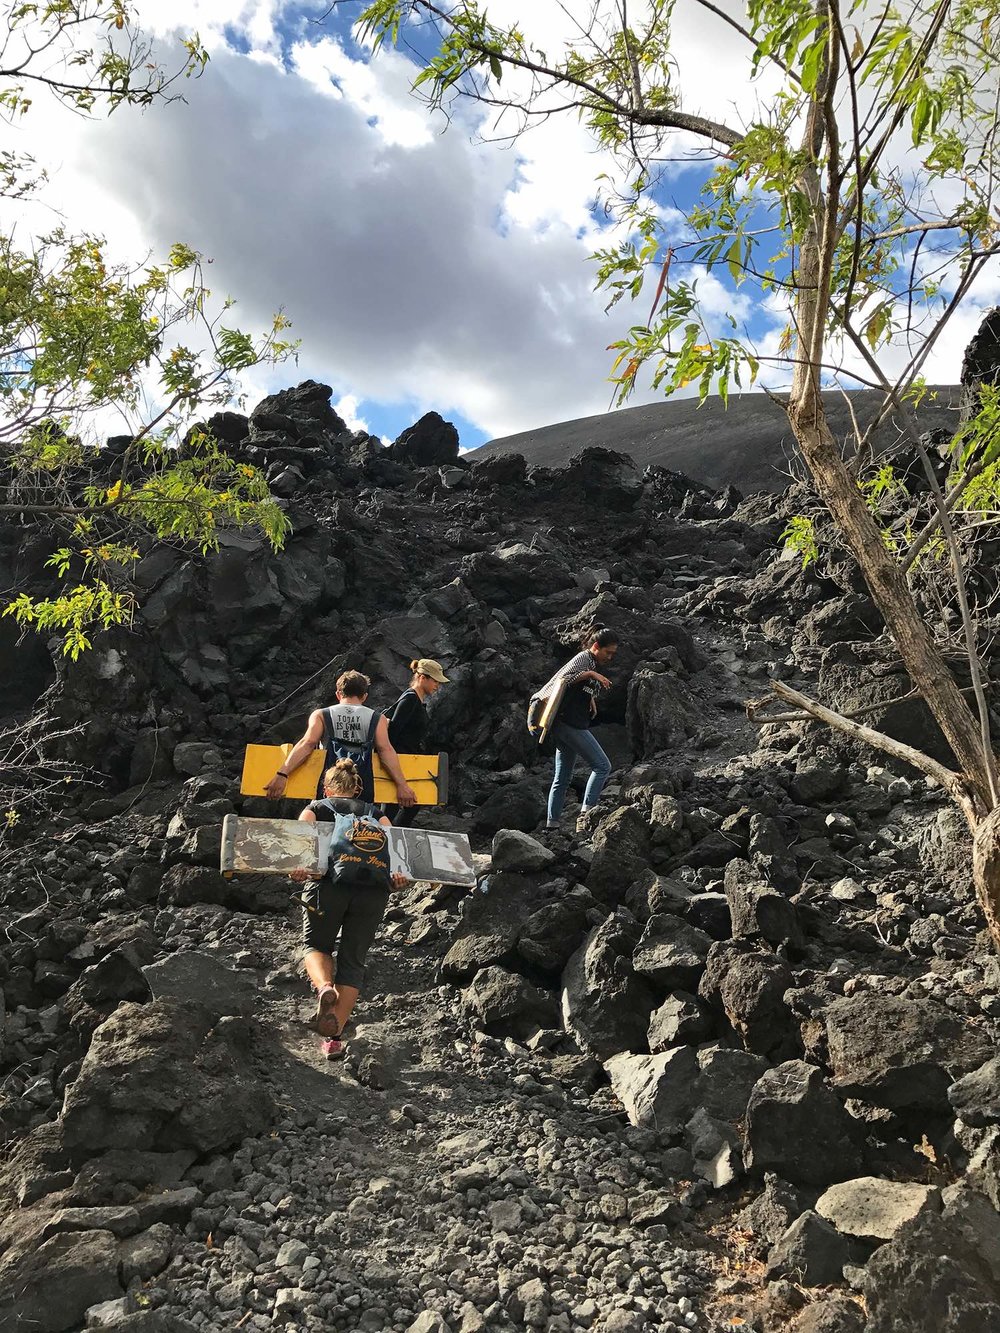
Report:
333,984,361,1032
304,950,335,990
303,951,340,1036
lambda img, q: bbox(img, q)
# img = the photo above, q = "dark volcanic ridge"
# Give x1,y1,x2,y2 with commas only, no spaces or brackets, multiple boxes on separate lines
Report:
469,388,961,493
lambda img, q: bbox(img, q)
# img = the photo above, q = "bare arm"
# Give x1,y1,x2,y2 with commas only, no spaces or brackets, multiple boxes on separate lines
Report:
374,716,416,807
264,710,325,799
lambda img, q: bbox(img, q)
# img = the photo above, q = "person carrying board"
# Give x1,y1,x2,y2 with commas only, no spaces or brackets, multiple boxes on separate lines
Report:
537,627,619,833
264,670,416,808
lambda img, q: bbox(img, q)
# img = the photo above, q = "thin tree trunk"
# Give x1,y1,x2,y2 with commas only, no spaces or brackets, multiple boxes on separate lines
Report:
786,140,995,816
787,385,994,817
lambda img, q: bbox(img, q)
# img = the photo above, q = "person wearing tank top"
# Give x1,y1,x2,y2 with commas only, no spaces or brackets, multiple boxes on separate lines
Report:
264,669,417,807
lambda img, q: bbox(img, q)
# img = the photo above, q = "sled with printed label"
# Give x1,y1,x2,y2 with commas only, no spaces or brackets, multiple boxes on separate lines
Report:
220,815,474,887
239,744,448,804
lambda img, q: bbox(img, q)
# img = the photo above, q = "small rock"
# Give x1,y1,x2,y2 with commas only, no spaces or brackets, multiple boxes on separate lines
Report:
767,1210,852,1286
490,829,556,872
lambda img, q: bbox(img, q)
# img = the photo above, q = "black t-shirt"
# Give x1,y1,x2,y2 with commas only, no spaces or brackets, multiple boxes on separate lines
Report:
559,659,600,730
385,689,426,753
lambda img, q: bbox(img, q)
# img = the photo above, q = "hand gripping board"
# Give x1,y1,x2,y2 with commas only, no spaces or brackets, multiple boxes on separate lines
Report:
240,744,448,805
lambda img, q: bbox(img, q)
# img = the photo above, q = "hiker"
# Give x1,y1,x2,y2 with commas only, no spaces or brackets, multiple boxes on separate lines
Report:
382,657,449,826
542,627,619,832
291,758,408,1060
263,669,416,808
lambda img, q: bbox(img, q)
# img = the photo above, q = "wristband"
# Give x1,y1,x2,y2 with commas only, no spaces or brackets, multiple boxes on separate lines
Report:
277,770,289,778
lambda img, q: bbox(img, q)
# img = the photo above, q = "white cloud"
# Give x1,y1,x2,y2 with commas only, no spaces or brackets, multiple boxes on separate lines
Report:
6,0,976,451
333,393,370,434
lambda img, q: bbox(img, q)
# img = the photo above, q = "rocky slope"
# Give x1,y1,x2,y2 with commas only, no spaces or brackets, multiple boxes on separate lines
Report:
1,379,1000,1333
467,389,961,493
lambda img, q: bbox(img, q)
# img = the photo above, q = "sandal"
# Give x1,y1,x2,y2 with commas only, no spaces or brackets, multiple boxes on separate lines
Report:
311,985,341,1039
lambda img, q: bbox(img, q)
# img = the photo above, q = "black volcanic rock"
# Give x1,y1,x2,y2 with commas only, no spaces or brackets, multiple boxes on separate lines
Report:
390,410,460,466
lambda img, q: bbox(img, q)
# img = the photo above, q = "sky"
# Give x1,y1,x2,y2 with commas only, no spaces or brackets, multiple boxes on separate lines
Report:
6,0,998,450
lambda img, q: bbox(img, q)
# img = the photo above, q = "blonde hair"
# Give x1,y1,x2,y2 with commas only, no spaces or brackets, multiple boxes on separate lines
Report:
323,758,363,797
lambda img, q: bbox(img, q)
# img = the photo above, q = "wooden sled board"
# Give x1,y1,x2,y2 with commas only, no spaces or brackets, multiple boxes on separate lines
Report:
240,744,449,804
221,814,474,887
221,813,322,877
537,676,567,743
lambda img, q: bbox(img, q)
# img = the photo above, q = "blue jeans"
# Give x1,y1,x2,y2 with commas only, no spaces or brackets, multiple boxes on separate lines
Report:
547,723,612,823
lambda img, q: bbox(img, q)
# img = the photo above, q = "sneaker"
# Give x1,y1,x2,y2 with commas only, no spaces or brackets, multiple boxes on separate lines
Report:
311,985,340,1038
576,809,595,834
321,1037,347,1061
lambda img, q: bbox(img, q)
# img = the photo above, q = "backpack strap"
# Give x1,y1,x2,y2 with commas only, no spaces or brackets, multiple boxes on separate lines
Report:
364,709,379,747
321,707,337,749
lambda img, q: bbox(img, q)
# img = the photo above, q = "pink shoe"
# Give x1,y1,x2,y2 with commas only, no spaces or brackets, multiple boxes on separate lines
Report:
321,1037,346,1061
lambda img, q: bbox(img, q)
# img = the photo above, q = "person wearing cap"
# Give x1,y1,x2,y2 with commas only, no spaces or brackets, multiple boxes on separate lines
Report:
382,658,449,826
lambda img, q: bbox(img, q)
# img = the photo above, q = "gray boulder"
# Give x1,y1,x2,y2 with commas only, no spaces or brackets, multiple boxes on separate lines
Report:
744,1060,863,1186
60,1000,273,1155
515,889,593,975
142,951,256,1020
863,1208,1000,1332
816,1176,941,1244
949,1056,1000,1127
685,892,732,939
788,1300,865,1333
440,870,538,982
490,829,555,873
472,783,545,835
647,992,713,1051
119,1223,175,1284
0,1229,120,1333
62,950,151,1038
767,1211,852,1286
605,1046,699,1133
724,859,802,947
749,813,799,893
390,411,460,466
561,911,657,1059
696,1045,768,1125
738,1174,807,1252
825,994,991,1112
685,1107,742,1188
587,807,652,906
699,941,799,1059
627,665,702,754
632,913,712,990
461,966,559,1040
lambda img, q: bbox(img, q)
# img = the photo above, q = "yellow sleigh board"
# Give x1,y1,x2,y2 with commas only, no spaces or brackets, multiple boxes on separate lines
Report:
240,744,448,805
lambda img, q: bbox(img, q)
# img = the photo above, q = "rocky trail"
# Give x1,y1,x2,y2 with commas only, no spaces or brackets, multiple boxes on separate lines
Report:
3,380,1000,1333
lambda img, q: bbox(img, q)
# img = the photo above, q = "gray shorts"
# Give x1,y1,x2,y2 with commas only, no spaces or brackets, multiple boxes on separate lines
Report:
300,878,391,990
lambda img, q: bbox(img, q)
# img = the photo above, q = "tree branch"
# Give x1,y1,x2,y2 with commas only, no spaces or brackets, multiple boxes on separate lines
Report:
767,679,979,828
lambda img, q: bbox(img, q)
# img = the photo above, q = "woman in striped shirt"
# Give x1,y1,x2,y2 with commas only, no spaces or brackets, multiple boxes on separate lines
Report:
544,627,619,832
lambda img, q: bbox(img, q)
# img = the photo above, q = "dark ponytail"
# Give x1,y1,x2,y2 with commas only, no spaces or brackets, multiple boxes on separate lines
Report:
583,625,620,649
